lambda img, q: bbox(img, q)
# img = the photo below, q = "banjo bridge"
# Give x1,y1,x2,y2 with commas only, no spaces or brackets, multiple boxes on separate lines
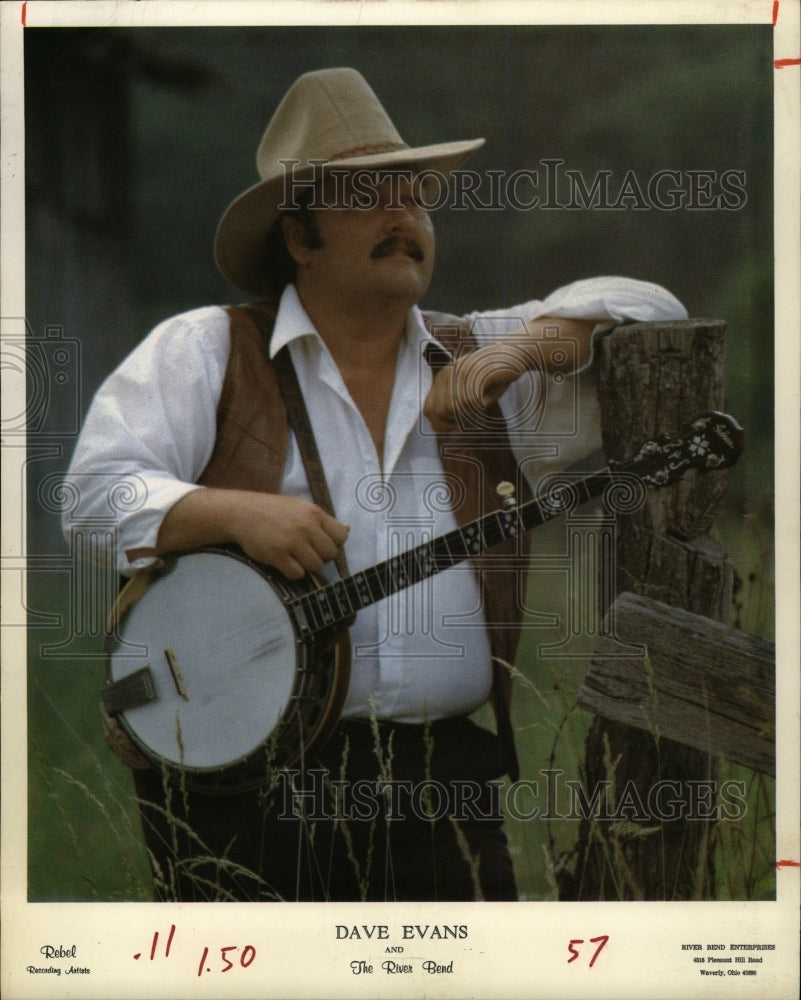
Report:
164,646,190,701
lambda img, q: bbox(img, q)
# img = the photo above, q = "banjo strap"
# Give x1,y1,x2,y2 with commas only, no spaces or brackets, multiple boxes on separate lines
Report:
271,345,352,584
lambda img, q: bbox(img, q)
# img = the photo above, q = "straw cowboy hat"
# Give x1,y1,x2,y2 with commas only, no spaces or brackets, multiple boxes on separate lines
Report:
214,67,485,296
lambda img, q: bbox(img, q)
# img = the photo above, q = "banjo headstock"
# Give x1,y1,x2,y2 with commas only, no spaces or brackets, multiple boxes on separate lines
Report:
612,411,744,488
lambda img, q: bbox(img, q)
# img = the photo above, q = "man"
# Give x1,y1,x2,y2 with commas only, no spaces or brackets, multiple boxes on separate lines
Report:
65,68,687,902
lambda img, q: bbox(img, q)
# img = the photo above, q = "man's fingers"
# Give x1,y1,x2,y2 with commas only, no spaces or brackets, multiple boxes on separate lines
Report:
224,493,351,577
301,511,350,564
298,531,336,566
424,356,512,431
265,505,349,578
318,509,351,547
275,554,311,581
423,365,457,428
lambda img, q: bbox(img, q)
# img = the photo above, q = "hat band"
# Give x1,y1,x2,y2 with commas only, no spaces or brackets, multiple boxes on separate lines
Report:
327,140,409,161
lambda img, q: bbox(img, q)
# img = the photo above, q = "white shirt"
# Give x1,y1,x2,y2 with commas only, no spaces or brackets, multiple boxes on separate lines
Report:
64,277,686,722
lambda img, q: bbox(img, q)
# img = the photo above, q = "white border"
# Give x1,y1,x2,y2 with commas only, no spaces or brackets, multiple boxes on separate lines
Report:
2,2,799,998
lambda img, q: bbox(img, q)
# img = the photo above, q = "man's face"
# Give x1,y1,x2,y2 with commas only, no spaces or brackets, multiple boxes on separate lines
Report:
291,169,436,313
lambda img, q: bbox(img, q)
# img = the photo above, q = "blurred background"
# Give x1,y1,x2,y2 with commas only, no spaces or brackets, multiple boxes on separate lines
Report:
24,24,774,901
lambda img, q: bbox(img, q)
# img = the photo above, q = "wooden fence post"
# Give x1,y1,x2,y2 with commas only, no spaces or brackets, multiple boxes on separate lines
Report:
569,318,735,901
577,592,775,776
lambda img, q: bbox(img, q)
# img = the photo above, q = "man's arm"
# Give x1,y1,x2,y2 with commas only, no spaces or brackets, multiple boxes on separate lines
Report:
424,276,688,431
153,488,349,581
423,316,595,432
64,307,349,579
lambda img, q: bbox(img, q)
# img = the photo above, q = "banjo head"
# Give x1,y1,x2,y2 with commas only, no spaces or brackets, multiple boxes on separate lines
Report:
106,550,300,776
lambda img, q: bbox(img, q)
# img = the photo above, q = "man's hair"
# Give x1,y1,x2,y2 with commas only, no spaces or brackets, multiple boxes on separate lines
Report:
260,192,323,302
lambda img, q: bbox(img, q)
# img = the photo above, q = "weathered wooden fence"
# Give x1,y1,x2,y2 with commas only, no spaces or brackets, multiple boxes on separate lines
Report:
564,318,775,901
579,592,775,777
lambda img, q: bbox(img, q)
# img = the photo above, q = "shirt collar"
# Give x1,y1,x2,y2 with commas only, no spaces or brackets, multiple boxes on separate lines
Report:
268,284,320,359
268,284,447,361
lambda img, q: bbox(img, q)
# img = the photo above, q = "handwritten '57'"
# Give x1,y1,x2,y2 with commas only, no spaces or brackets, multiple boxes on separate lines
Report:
567,935,609,968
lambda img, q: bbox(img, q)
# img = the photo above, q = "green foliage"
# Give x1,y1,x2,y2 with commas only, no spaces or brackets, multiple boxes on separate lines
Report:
27,606,152,900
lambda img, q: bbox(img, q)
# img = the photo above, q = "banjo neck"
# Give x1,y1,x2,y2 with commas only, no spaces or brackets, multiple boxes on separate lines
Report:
286,411,743,643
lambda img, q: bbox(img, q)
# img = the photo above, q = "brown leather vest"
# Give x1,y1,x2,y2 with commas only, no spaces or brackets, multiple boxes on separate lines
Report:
199,301,531,780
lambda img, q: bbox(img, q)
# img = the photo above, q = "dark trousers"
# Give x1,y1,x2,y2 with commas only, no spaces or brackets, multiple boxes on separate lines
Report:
133,716,518,902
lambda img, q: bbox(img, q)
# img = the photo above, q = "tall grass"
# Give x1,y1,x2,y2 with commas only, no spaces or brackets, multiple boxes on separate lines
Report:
498,499,776,901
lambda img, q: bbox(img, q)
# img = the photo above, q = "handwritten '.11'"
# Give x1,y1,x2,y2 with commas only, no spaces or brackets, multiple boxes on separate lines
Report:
132,925,257,977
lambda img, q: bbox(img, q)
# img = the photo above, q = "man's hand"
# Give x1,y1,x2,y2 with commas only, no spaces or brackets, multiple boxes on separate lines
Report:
423,317,596,432
153,489,350,581
230,493,350,579
423,343,523,432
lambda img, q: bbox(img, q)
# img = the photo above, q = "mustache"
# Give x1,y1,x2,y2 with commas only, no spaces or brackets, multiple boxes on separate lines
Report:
371,236,425,261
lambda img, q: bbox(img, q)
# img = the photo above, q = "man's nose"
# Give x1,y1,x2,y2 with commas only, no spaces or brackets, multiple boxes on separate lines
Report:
381,198,419,230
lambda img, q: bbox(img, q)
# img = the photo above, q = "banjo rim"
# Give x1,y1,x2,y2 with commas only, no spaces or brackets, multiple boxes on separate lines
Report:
103,546,352,793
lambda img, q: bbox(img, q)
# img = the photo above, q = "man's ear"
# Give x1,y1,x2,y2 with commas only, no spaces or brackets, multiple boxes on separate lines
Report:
282,214,312,267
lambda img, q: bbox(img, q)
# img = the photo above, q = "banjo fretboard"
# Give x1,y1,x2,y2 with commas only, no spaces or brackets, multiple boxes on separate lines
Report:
287,466,616,638
286,410,744,639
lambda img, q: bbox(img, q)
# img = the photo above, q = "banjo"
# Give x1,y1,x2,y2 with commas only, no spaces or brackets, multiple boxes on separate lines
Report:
103,412,743,792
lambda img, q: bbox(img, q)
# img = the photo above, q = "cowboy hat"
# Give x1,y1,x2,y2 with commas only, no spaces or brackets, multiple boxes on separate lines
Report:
214,67,485,296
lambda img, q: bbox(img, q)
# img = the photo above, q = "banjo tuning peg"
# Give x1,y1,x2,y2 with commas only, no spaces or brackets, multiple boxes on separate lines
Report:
496,481,517,509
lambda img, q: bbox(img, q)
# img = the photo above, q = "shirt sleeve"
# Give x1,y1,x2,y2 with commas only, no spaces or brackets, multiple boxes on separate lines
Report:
536,273,687,326
62,306,230,575
465,274,688,341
